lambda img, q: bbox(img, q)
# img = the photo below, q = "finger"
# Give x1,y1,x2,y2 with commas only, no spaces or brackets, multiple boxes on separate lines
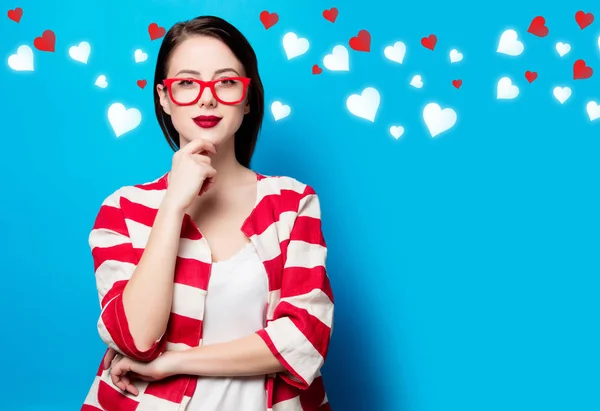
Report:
122,375,139,396
180,138,217,155
190,153,212,165
103,349,116,369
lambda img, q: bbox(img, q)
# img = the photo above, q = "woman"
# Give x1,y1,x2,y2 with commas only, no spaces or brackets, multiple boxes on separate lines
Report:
81,15,334,411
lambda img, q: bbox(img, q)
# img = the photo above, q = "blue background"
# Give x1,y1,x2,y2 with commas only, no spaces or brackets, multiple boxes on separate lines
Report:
1,0,600,410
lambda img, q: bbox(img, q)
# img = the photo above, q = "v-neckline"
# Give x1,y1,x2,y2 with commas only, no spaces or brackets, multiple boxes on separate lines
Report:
163,170,263,264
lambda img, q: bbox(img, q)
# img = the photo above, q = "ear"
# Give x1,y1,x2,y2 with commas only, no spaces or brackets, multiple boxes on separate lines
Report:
156,84,172,116
244,102,250,115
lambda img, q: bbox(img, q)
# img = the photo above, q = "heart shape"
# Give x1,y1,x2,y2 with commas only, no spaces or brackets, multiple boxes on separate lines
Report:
148,23,165,41
410,75,423,88
271,101,291,121
349,30,371,52
108,103,142,138
312,64,322,75
323,7,338,23
34,30,55,52
389,126,404,139
69,41,91,64
384,41,406,64
527,16,549,37
134,49,148,63
553,86,571,104
421,34,437,50
282,32,309,60
8,45,34,71
260,11,278,30
452,79,462,89
423,103,457,138
575,11,594,30
95,75,108,88
555,42,571,57
497,29,524,56
323,45,349,71
449,49,463,63
346,87,380,122
8,7,23,23
137,79,147,89
587,101,600,121
525,70,538,83
497,77,519,99
573,59,593,79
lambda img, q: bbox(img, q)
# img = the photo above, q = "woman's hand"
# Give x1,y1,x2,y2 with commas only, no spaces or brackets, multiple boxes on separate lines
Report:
108,351,181,396
163,138,218,212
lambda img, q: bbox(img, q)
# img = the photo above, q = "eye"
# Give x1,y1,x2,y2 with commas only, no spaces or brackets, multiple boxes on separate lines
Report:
218,78,238,86
177,79,195,86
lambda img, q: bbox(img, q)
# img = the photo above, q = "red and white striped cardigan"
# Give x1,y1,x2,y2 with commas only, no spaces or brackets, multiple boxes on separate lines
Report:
81,171,334,411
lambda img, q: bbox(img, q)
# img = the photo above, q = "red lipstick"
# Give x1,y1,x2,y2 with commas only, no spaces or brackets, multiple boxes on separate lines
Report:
193,115,222,128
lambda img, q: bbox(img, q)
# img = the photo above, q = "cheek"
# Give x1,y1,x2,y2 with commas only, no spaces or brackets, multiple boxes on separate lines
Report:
222,105,247,128
168,106,195,132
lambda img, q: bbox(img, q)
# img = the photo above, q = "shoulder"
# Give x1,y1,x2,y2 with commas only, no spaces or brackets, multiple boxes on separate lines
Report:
97,172,169,211
258,173,319,199
258,173,322,218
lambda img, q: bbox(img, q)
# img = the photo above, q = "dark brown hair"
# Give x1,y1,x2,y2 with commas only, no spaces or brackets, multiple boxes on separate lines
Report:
153,15,264,167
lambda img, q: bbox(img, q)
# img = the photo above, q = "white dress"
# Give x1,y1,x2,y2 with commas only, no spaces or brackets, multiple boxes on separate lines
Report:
186,242,269,411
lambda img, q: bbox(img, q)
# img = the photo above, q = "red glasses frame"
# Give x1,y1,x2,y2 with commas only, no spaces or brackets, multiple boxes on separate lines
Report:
162,76,251,106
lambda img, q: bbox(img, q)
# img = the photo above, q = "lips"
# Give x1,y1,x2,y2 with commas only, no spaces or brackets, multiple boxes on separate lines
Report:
193,115,222,128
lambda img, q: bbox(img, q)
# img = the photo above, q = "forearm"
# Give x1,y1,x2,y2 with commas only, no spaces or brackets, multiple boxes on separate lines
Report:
174,333,286,377
121,198,185,352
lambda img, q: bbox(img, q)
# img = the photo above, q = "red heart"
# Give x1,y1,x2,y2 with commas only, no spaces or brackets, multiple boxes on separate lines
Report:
7,7,23,23
573,59,593,79
525,70,538,83
452,79,462,89
349,30,371,52
527,16,549,37
34,30,55,52
137,79,147,89
312,64,322,75
323,7,338,23
575,11,594,30
148,23,165,41
421,34,437,50
260,11,278,30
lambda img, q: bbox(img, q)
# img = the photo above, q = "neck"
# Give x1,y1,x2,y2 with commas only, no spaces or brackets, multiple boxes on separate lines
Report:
179,135,250,196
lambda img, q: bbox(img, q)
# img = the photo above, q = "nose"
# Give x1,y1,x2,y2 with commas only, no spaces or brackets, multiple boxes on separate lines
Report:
198,83,216,107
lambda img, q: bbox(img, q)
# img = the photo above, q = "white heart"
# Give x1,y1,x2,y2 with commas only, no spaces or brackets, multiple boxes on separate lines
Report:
8,45,34,71
282,32,309,60
497,77,519,99
423,103,457,138
271,101,291,121
553,86,572,104
323,45,349,71
497,29,524,56
555,42,571,57
586,101,600,121
384,41,406,64
95,75,108,89
449,49,463,63
346,87,380,122
69,41,91,64
410,75,423,88
134,49,148,63
389,125,404,139
108,103,142,138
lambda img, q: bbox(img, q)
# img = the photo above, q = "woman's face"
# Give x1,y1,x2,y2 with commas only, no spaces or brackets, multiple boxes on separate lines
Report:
157,35,250,147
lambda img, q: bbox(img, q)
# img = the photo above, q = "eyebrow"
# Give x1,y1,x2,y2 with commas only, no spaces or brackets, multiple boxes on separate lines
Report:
174,68,241,77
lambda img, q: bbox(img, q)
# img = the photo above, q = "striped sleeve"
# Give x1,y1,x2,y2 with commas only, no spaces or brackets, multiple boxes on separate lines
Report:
89,191,166,361
256,185,334,390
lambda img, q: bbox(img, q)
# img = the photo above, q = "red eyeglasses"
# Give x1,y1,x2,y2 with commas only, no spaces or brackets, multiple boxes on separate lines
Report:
162,77,251,106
